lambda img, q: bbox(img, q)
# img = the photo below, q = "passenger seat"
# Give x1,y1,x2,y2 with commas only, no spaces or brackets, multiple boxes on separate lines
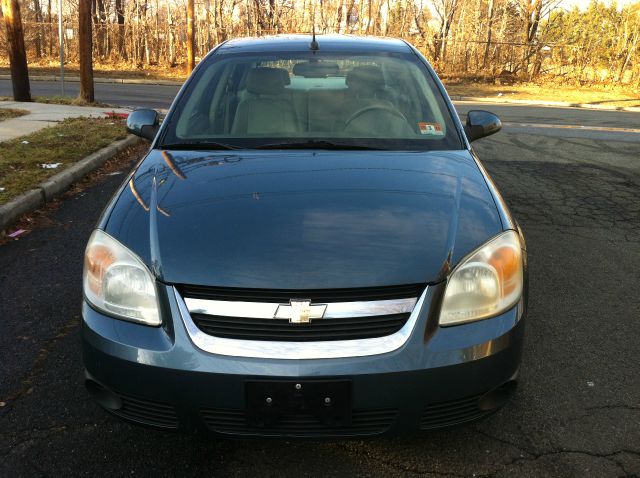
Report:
232,67,299,135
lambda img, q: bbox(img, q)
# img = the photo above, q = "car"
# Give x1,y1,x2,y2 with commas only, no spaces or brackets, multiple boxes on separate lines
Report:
82,34,527,437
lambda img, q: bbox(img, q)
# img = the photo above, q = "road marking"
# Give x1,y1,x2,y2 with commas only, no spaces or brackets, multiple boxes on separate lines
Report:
502,122,640,134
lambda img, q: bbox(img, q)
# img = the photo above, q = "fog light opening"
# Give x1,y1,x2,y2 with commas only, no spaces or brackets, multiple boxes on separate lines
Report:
85,379,123,411
478,380,517,412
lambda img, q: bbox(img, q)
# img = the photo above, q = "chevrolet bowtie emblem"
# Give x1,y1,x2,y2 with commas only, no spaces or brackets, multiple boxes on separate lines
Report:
274,300,327,324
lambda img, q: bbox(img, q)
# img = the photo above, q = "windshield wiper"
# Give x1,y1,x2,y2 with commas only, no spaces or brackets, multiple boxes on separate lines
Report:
160,141,243,151
255,140,385,151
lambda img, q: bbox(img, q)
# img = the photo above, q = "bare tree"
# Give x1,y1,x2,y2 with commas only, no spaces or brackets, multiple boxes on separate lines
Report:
115,0,126,60
1,0,31,101
79,0,95,102
431,0,460,63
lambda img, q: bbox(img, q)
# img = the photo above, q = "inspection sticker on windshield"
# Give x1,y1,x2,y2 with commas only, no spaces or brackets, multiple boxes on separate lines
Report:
418,122,444,136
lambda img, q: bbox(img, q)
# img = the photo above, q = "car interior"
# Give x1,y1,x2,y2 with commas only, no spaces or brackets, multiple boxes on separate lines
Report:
174,56,450,141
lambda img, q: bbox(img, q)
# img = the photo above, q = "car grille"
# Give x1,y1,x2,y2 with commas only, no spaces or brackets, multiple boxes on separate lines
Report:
178,283,424,342
191,313,410,341
420,394,490,430
200,408,397,437
111,393,179,429
178,283,425,303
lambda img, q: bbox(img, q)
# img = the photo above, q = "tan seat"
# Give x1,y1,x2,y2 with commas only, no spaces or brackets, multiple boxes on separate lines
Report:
232,67,299,135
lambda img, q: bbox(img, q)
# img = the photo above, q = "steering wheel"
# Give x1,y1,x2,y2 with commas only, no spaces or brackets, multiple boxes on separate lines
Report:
344,104,408,130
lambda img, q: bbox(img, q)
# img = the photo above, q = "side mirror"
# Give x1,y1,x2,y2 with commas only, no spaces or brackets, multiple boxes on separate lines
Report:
464,110,502,143
126,109,160,141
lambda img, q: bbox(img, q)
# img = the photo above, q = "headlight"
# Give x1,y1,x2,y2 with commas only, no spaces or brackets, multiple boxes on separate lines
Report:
83,229,160,326
440,230,523,326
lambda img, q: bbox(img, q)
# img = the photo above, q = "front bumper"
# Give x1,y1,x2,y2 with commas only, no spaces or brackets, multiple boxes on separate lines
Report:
82,283,525,437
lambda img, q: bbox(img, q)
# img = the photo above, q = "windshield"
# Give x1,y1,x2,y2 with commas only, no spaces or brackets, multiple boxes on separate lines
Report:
160,51,463,151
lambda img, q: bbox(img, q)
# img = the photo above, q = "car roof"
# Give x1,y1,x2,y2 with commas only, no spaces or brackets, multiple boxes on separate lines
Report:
215,34,412,54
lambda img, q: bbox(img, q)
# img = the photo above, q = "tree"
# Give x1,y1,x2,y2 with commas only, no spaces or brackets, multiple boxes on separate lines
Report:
1,0,31,102
187,0,195,71
115,0,126,60
430,0,460,63
79,0,94,102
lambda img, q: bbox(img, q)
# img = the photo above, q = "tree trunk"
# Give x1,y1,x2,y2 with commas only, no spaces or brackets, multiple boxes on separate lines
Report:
94,0,106,58
79,0,95,102
33,0,44,58
115,0,126,60
187,0,195,71
1,0,31,101
483,0,495,69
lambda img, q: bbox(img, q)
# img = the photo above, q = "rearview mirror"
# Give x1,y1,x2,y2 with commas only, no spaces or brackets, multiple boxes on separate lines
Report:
293,61,340,78
126,109,160,141
464,110,502,143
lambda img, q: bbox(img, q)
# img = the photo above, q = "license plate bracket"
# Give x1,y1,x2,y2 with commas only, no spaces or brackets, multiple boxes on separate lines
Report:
245,380,352,427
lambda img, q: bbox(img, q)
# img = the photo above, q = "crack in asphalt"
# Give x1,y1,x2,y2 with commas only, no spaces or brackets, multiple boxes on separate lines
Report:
0,317,80,412
477,135,640,245
584,404,640,412
486,450,634,477
472,428,639,477
1,423,103,459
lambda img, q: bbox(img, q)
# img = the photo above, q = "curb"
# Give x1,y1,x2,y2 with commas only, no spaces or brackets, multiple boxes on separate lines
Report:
450,95,640,113
0,134,139,233
0,74,183,87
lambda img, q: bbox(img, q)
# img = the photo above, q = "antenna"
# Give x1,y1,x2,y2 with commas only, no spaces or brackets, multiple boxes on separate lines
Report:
310,12,319,50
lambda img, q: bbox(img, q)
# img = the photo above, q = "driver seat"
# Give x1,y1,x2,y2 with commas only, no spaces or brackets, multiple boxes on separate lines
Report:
340,66,410,136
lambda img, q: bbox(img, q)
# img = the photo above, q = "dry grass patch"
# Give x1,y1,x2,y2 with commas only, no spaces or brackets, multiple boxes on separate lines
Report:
0,61,186,82
0,96,111,107
0,108,28,122
444,82,640,108
0,117,127,205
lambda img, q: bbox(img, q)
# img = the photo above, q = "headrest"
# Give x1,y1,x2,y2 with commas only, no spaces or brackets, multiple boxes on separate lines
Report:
246,67,290,95
346,65,385,92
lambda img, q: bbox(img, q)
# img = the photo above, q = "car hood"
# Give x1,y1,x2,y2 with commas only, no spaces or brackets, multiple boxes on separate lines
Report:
104,149,503,289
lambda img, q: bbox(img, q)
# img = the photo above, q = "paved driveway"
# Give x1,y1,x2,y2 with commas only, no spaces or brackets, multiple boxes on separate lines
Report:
1,116,639,477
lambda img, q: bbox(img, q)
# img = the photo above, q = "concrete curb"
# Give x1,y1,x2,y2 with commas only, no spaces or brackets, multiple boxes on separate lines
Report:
0,134,139,232
0,74,183,87
450,95,640,113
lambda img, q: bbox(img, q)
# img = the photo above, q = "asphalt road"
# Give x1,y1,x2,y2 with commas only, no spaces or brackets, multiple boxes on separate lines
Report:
1,103,639,476
0,78,180,110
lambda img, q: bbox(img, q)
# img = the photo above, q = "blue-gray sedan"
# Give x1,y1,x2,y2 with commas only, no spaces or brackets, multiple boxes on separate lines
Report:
82,34,527,437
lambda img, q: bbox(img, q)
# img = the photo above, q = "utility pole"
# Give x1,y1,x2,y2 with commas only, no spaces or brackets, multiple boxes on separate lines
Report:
1,0,31,102
187,0,195,72
78,0,94,102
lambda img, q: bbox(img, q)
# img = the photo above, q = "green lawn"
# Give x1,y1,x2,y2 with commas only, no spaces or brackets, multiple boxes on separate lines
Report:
0,117,128,205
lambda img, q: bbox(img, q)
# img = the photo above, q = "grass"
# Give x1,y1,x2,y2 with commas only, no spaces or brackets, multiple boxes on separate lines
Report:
0,117,127,205
0,108,28,122
0,95,111,107
443,82,640,108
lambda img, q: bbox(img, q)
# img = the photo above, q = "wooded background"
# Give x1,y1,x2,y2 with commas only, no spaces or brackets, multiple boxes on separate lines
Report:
3,0,640,85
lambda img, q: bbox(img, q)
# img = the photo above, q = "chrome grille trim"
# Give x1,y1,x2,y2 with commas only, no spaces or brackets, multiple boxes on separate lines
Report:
184,297,418,320
174,286,427,359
